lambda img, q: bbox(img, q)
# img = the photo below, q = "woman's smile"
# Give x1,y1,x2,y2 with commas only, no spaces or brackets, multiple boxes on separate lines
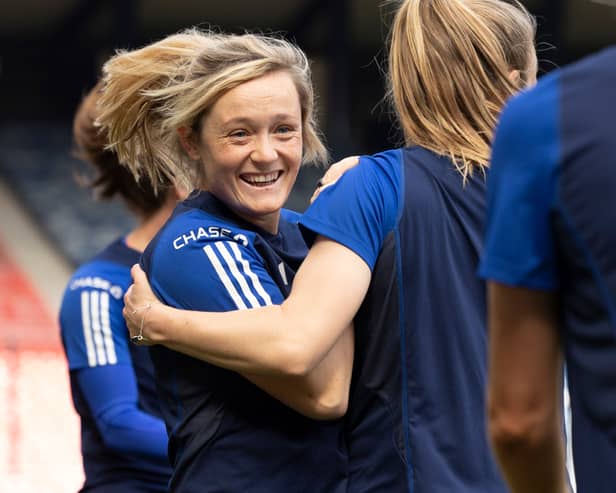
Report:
239,170,283,188
185,70,304,233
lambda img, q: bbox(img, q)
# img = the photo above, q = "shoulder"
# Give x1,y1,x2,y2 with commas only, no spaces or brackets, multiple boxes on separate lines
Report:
141,205,284,308
501,74,560,141
323,148,403,199
307,147,404,217
558,48,616,145
490,73,562,188
560,46,616,85
59,248,134,368
60,259,128,332
353,149,405,209
62,240,134,307
144,206,259,268
298,148,403,269
359,148,404,181
480,76,563,289
487,74,562,201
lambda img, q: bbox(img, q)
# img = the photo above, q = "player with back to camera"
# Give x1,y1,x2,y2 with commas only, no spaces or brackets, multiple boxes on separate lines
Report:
59,82,180,492
123,1,538,492
96,29,354,493
481,45,616,493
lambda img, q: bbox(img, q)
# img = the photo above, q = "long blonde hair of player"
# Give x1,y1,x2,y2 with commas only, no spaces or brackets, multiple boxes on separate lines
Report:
388,0,537,178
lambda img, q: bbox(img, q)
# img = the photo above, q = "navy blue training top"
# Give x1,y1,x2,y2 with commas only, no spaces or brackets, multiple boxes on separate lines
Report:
142,191,347,493
59,238,171,492
301,148,507,492
480,46,616,493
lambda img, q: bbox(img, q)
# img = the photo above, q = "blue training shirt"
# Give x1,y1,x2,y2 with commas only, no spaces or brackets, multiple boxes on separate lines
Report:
301,148,507,493
480,46,616,493
59,238,171,493
142,191,347,493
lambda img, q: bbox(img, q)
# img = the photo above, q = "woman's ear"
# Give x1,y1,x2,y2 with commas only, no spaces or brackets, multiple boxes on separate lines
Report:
173,184,190,201
177,126,200,160
508,69,521,86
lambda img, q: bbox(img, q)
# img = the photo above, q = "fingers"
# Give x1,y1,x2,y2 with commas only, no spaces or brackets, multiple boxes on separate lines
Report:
123,284,142,339
319,155,360,187
326,155,359,180
129,264,160,303
123,285,134,316
310,180,335,204
123,285,138,336
131,263,147,282
124,265,159,346
310,155,360,204
310,188,319,204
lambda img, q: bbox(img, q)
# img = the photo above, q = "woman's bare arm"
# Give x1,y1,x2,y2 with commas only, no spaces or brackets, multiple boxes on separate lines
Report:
125,236,370,418
486,282,568,493
242,324,353,420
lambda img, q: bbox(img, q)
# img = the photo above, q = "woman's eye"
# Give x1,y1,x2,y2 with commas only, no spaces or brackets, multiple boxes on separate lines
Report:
229,130,248,138
276,126,295,134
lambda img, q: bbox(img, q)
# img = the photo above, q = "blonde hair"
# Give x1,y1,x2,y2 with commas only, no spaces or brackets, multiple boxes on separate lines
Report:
387,0,536,178
97,29,327,191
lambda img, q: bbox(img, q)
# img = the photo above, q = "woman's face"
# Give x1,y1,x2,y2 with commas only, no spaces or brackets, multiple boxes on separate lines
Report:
190,70,303,234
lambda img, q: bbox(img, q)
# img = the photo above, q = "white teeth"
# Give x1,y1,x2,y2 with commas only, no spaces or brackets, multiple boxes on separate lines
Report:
243,172,279,184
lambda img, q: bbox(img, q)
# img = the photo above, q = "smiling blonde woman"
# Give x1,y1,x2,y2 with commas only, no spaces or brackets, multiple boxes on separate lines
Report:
97,30,352,493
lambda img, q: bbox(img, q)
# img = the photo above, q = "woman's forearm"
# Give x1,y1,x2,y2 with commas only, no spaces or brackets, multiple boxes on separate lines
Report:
129,238,371,376
145,303,354,420
145,299,342,376
487,283,567,493
490,418,567,493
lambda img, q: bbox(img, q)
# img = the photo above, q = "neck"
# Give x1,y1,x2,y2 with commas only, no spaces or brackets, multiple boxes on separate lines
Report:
237,210,281,235
125,196,178,252
207,191,282,235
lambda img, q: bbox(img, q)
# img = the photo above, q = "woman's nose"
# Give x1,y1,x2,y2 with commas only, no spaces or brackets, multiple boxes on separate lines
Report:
250,136,278,163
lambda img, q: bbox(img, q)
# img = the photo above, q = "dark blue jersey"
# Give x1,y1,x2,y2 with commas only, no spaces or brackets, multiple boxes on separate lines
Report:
142,191,347,493
480,46,616,493
59,238,171,493
301,148,507,493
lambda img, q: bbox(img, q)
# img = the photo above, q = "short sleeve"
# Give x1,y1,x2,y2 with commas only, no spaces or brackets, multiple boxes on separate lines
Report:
60,285,131,370
479,74,562,290
299,149,402,270
144,227,285,312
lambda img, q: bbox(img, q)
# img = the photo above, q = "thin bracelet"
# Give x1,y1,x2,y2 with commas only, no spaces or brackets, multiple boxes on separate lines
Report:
130,303,153,343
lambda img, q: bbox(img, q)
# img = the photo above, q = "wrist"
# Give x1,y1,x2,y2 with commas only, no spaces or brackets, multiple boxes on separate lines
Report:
146,302,172,343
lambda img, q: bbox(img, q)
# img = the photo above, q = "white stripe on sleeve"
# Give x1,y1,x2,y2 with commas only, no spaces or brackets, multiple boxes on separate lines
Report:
228,241,273,306
99,292,117,365
214,241,263,308
80,291,97,367
203,244,248,310
89,291,107,365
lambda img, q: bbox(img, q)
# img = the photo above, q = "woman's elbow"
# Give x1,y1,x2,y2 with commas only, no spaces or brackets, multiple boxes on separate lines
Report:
303,391,349,421
488,400,558,455
317,389,349,419
272,340,322,377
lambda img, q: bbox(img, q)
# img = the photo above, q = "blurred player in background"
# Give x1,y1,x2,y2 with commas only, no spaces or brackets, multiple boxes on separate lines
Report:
123,1,537,491
59,82,179,492
481,46,616,493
